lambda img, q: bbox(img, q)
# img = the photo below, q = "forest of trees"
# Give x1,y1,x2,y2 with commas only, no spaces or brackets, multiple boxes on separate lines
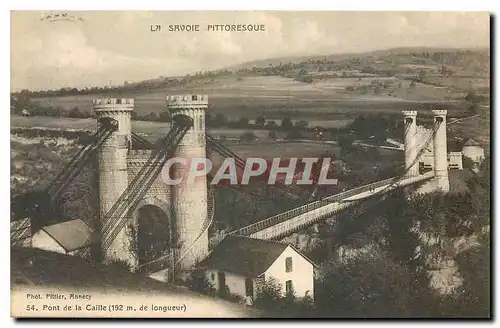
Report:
312,158,490,318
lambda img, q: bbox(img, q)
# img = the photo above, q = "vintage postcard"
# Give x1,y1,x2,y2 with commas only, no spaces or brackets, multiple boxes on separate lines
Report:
10,11,490,318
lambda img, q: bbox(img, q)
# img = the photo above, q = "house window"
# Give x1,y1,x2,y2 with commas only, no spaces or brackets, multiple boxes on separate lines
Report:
285,280,293,295
285,257,293,272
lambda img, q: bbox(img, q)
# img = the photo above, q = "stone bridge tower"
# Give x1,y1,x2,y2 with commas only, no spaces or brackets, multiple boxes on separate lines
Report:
432,109,449,193
404,109,450,194
167,95,209,272
93,98,135,267
403,110,419,177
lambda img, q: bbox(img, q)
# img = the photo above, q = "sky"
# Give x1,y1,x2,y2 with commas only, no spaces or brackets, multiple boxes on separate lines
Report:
11,11,490,91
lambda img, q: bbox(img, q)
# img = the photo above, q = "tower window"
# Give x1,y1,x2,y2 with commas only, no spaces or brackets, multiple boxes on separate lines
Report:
192,95,198,101
285,257,293,272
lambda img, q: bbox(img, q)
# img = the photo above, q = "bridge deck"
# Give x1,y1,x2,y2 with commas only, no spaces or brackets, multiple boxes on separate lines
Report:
212,172,434,244
147,172,434,274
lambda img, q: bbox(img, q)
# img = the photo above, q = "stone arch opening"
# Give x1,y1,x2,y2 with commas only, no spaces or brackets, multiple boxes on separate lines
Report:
135,205,172,266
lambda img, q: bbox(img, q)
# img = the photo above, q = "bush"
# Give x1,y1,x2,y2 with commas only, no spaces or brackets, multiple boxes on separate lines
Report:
240,132,257,142
255,277,283,309
268,131,277,140
186,269,213,295
286,129,303,140
68,106,90,118
107,259,132,272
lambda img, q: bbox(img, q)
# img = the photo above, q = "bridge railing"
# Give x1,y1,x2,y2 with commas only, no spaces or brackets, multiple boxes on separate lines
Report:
230,176,396,237
229,172,434,238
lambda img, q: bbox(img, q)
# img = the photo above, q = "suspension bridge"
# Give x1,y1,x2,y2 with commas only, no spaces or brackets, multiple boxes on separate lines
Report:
11,95,450,280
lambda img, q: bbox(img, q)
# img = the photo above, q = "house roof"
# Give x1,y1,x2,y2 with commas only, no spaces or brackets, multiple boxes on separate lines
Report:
198,235,314,277
41,219,93,252
463,138,482,147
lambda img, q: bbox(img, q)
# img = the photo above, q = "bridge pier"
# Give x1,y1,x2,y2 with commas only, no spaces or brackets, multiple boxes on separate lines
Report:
167,95,209,278
432,110,449,193
402,110,419,177
94,98,136,268
412,109,450,195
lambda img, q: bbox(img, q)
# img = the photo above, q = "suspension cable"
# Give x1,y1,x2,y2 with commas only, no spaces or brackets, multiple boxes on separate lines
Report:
101,119,193,253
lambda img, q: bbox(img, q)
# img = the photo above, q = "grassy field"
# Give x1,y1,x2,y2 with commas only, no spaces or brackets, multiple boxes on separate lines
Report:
213,141,338,160
30,75,467,120
448,109,491,148
11,115,339,170
11,115,351,140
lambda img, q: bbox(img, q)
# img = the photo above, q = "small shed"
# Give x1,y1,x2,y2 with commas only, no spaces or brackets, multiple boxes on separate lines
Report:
462,139,485,164
32,219,92,258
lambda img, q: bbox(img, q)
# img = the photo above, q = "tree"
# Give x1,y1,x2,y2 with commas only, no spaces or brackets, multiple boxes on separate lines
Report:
337,135,354,151
266,120,278,129
255,116,266,127
285,129,303,140
143,112,158,121
418,70,426,81
68,106,85,118
315,251,416,318
186,269,214,295
467,103,479,115
158,111,172,122
281,117,294,130
13,90,31,110
295,69,313,83
255,277,283,310
295,120,308,130
465,89,481,103
213,113,228,127
240,131,257,142
441,65,454,76
237,116,249,128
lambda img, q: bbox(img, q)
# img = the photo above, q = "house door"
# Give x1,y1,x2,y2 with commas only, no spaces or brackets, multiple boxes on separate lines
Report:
245,278,254,297
217,271,226,291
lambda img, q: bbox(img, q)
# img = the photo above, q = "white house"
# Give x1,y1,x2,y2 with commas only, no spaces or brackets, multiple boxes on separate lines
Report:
420,151,463,171
198,235,316,301
462,139,485,164
448,152,463,170
31,219,93,258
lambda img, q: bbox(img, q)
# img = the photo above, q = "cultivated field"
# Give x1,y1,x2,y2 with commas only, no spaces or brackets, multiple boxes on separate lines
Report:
30,75,466,120
214,141,338,160
11,115,352,140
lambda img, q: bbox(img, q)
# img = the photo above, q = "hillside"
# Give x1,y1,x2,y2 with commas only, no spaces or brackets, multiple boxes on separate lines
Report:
227,47,490,71
13,47,489,129
11,247,263,318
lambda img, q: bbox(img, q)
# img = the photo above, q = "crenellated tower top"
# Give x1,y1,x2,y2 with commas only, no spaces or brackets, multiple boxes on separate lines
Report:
432,109,447,116
93,98,134,112
166,95,208,110
402,110,418,117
